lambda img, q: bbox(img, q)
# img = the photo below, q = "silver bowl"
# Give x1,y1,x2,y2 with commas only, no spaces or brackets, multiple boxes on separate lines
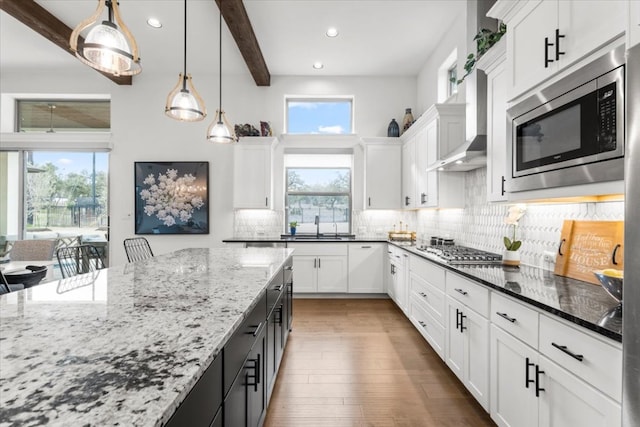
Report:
593,271,623,303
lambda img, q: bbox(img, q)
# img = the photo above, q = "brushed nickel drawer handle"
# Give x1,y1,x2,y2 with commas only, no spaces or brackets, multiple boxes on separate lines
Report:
496,312,516,323
551,342,584,362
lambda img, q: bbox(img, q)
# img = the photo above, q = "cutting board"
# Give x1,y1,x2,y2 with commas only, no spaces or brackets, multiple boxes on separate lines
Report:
554,220,624,285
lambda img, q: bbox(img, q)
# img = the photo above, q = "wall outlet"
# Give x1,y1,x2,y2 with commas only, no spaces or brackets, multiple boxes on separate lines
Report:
542,251,556,270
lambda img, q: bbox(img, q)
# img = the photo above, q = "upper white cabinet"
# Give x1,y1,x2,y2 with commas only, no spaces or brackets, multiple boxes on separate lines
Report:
233,137,276,209
362,140,402,209
401,104,465,209
401,138,418,209
630,0,640,48
477,38,508,202
490,0,626,100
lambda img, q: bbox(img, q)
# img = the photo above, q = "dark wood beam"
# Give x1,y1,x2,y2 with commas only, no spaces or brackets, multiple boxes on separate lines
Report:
0,0,132,85
216,0,270,86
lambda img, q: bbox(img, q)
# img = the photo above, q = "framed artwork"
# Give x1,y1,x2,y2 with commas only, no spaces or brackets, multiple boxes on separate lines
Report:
134,161,209,235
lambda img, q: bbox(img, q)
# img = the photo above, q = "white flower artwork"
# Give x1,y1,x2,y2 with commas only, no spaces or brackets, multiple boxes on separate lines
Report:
135,162,209,234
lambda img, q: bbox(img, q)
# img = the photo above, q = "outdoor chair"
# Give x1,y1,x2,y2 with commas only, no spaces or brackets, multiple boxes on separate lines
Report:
8,239,57,261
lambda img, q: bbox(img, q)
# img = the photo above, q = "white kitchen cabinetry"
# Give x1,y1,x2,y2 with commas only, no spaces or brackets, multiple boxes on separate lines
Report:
401,104,465,209
491,0,626,100
347,243,384,293
490,292,622,427
363,140,402,209
401,138,417,209
630,0,640,48
233,138,276,209
387,245,409,313
477,38,508,202
408,256,446,359
445,273,490,410
288,243,348,293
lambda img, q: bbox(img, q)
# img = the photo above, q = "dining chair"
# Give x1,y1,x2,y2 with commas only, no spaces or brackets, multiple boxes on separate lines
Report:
56,245,106,278
123,237,154,262
8,239,57,261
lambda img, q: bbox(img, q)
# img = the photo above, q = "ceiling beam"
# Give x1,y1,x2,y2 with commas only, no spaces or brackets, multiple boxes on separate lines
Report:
0,0,132,85
216,0,270,86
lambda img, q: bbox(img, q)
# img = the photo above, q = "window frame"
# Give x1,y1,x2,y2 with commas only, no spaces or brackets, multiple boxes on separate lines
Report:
284,166,353,235
284,95,355,135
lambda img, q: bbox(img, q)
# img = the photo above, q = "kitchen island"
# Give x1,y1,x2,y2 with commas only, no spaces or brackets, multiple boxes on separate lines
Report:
0,247,293,427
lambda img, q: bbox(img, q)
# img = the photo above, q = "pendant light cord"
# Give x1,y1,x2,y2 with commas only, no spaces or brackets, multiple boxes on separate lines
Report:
182,0,188,89
218,4,223,123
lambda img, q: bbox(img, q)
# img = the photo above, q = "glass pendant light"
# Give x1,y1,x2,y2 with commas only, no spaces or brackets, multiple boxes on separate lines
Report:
70,0,141,77
165,0,206,121
207,1,236,143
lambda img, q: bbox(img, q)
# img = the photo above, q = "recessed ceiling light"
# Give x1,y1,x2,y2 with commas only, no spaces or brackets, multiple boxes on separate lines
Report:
455,160,464,164
313,62,324,69
147,18,162,28
326,27,339,37
438,167,444,171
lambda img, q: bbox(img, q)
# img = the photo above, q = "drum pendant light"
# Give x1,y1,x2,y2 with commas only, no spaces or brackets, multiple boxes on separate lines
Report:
207,1,236,143
165,0,207,121
69,0,141,76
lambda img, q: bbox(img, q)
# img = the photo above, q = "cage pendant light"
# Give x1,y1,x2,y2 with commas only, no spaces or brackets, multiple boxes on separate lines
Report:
207,1,236,143
70,0,141,76
165,0,206,121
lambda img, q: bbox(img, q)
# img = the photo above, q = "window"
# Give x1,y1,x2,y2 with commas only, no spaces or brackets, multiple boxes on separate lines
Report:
448,64,458,97
17,100,110,132
285,154,352,235
285,97,353,134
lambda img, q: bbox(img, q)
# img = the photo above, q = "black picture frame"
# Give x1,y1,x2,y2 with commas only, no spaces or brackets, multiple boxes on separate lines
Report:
134,161,209,235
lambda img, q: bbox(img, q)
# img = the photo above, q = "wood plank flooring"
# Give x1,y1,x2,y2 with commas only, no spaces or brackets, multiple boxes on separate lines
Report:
264,299,496,427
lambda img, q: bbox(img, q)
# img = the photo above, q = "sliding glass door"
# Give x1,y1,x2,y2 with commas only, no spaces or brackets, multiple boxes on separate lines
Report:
0,150,109,269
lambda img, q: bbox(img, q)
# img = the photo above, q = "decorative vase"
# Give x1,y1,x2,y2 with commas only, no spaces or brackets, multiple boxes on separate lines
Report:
401,108,414,134
290,227,296,236
387,119,400,137
502,250,520,267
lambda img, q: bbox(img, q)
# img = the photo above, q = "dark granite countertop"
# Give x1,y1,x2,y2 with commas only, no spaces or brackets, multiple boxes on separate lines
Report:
392,243,622,342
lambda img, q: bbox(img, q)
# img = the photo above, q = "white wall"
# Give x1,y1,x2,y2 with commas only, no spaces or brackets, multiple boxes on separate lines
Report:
416,7,468,113
0,69,416,265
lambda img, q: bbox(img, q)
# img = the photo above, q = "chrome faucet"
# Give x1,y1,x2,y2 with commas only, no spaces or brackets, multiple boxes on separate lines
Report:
314,215,320,237
332,222,338,237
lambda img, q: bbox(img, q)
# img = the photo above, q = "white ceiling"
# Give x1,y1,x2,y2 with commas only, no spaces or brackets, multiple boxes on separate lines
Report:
0,0,465,79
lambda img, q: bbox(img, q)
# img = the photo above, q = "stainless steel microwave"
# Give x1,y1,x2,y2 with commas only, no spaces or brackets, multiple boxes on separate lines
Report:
506,45,625,193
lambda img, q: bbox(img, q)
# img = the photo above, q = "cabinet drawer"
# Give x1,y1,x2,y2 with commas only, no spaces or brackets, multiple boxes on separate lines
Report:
410,298,445,359
446,272,489,318
166,354,223,427
410,273,445,326
287,243,347,256
224,292,267,397
266,269,285,315
410,256,445,292
539,314,622,402
491,292,539,349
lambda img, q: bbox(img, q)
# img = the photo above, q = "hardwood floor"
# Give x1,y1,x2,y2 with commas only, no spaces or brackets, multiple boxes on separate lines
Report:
264,299,496,427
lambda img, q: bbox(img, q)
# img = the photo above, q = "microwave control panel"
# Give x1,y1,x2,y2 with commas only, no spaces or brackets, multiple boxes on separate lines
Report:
598,82,617,151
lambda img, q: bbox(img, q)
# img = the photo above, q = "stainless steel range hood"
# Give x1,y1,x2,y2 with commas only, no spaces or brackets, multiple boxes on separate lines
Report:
428,0,496,172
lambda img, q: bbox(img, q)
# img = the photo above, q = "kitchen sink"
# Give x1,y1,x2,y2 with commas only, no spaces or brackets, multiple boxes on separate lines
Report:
283,234,355,241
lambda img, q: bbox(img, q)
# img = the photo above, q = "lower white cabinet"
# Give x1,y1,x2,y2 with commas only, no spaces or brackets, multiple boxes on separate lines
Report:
490,293,622,427
347,243,384,293
288,244,348,293
388,249,409,313
445,296,490,410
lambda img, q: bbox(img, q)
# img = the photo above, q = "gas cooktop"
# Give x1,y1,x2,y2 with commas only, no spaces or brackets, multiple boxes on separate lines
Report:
415,245,503,265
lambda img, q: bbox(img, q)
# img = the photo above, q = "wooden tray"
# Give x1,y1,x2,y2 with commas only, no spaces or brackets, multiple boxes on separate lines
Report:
554,220,624,285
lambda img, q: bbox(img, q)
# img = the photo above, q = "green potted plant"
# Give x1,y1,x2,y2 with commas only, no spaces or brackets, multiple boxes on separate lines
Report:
503,205,526,266
289,221,298,236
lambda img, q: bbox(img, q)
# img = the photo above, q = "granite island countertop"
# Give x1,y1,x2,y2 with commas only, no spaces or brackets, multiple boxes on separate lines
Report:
392,243,622,342
0,247,293,427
